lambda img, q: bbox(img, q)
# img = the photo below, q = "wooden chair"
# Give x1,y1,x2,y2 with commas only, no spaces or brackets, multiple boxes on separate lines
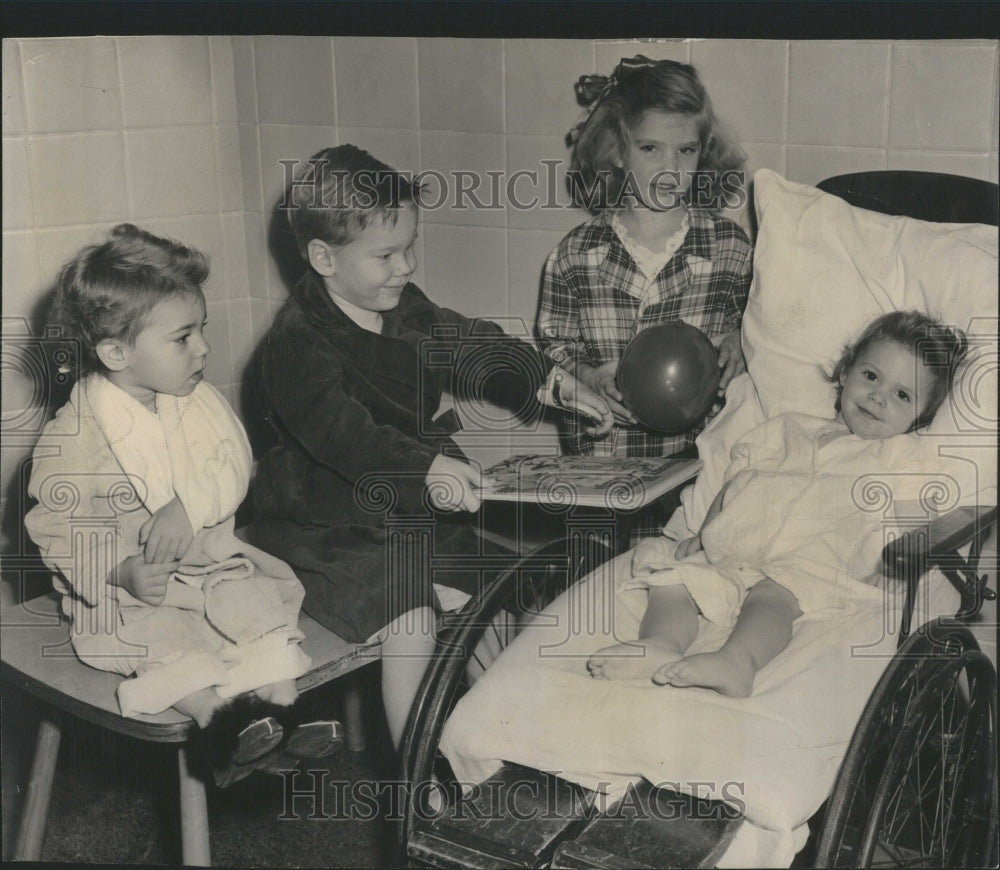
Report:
1,590,379,865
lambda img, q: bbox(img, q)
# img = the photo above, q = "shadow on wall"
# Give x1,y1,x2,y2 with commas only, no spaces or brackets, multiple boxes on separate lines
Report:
2,286,68,596
238,196,305,463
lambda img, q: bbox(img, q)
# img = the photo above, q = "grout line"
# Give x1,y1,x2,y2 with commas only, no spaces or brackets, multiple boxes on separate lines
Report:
881,43,893,169
113,37,135,219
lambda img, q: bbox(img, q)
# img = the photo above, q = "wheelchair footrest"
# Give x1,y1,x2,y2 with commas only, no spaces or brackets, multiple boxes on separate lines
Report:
408,763,594,868
550,779,743,870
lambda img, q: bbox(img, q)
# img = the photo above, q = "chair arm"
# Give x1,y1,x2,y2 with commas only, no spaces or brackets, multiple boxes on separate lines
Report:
881,504,997,581
882,504,997,644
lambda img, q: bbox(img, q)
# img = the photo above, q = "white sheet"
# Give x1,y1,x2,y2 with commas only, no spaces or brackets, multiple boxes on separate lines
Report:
440,549,961,867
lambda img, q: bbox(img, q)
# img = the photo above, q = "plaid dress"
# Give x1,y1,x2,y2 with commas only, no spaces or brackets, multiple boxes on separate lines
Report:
539,208,753,459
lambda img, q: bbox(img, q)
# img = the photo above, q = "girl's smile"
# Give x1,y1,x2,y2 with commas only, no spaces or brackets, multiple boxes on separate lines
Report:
837,339,933,438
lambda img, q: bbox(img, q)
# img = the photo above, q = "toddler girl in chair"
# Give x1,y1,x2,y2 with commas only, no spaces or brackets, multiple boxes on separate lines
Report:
26,225,341,786
588,310,968,696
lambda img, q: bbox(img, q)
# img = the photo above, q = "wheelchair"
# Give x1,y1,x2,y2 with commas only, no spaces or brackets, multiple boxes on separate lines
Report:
398,170,999,869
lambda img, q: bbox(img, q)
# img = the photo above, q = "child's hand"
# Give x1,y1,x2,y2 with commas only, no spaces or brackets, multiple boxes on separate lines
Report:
426,455,482,513
712,330,746,394
578,361,637,425
551,370,614,436
112,553,175,606
139,496,194,564
674,535,703,560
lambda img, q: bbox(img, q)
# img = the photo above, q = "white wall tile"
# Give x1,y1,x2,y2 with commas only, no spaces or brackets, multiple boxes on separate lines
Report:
126,127,218,218
225,297,255,375
505,40,594,137
29,133,129,227
421,223,508,318
788,42,890,147
419,38,504,133
244,212,269,300
253,37,334,126
692,40,788,145
785,145,886,186
238,123,263,213
1,231,41,321
215,125,243,213
335,37,418,129
220,211,250,300
2,41,27,135
210,36,238,124
888,43,997,152
3,137,33,231
257,123,339,213
35,224,114,290
232,36,258,124
418,131,506,227
119,36,212,129
203,298,232,385
508,228,566,327
336,128,420,175
21,37,121,134
886,151,993,181
506,135,587,232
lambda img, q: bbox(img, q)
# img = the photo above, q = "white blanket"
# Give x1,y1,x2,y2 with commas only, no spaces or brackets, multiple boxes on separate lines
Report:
440,548,961,867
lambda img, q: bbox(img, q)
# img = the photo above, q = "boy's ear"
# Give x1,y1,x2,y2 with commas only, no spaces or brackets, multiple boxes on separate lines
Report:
95,338,129,372
306,239,337,277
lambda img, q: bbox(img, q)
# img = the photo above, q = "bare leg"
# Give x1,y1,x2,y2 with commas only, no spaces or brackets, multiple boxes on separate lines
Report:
255,679,299,707
588,585,699,681
654,578,801,697
380,606,437,749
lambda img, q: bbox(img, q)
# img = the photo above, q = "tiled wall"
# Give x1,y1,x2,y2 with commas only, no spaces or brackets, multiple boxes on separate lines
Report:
2,35,250,552
3,35,999,543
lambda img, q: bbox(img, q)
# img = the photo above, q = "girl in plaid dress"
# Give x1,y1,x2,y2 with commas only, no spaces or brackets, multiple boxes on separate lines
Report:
539,57,753,488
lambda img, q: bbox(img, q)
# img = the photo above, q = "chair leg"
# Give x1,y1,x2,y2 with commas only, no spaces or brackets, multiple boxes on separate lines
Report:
178,745,211,866
343,673,366,752
13,715,61,861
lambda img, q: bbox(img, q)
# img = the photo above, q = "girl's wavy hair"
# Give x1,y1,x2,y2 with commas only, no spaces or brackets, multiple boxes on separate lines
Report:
567,56,745,214
48,223,209,377
824,310,969,432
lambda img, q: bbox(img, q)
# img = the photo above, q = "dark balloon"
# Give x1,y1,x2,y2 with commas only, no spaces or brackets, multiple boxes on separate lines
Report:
616,321,720,433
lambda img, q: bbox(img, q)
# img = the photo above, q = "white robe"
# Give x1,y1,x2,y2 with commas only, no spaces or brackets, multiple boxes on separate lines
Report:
26,375,310,717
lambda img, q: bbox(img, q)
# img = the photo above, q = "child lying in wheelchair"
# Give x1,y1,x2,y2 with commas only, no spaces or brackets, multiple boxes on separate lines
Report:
588,310,968,696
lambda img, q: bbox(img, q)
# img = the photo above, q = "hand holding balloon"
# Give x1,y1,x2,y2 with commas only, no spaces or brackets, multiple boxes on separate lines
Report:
712,329,746,394
615,322,721,434
576,360,638,425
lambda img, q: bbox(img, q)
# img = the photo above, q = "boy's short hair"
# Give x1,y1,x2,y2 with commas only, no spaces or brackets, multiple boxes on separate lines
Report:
826,310,968,431
286,144,419,258
49,223,209,376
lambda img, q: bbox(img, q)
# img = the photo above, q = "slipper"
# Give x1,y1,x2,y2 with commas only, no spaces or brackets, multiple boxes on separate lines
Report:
254,720,344,776
283,720,344,759
232,716,284,765
214,716,284,788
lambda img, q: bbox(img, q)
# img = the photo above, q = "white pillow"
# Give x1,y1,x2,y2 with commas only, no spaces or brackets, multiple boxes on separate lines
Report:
669,169,997,537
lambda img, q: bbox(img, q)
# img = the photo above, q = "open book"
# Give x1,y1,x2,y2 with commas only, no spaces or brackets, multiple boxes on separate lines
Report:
476,454,702,510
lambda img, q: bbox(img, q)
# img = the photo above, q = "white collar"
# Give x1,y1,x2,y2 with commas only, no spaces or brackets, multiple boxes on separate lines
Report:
328,291,383,334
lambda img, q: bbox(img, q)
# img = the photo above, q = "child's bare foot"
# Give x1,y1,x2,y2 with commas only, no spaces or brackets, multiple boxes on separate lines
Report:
588,640,684,681
652,649,756,697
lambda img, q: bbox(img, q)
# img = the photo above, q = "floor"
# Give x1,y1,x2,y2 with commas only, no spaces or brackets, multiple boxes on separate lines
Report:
2,670,403,868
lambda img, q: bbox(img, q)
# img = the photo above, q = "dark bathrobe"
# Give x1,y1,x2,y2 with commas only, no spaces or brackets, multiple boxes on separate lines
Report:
249,270,552,643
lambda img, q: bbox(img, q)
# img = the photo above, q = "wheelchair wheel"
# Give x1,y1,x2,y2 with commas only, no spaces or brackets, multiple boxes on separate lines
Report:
815,621,997,868
400,534,612,849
